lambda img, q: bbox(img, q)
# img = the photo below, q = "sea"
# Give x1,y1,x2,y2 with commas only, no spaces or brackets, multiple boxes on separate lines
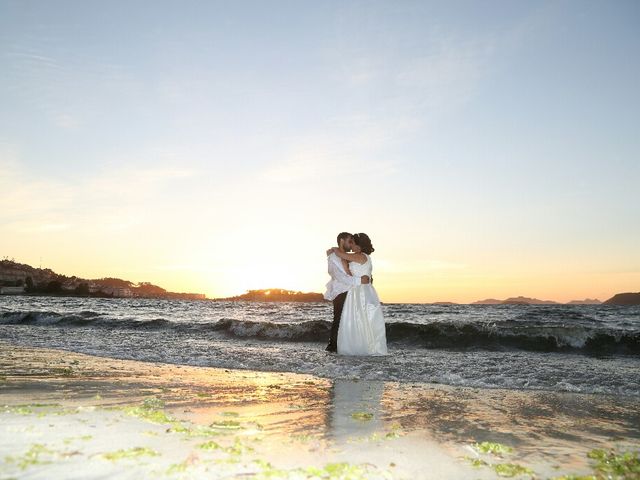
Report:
1,296,639,396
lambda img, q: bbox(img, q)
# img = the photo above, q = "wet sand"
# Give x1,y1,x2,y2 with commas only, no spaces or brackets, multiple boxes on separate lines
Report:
0,341,638,479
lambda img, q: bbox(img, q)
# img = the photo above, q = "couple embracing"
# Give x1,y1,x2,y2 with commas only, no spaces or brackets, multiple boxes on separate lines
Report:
324,232,388,356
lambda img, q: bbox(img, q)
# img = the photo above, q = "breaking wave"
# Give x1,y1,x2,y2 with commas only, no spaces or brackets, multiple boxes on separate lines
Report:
1,310,638,355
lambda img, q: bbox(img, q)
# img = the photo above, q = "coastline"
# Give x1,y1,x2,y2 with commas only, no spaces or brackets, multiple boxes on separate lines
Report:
1,341,639,479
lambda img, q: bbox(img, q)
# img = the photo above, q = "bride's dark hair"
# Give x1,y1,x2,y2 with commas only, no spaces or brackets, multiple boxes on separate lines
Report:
353,233,374,255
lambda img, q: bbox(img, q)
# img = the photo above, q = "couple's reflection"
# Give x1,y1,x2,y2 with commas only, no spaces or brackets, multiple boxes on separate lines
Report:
326,379,385,441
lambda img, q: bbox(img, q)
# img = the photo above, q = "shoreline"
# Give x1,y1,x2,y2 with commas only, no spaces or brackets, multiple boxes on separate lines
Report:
1,341,639,479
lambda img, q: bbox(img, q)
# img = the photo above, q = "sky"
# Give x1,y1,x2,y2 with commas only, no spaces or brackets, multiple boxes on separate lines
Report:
1,0,639,303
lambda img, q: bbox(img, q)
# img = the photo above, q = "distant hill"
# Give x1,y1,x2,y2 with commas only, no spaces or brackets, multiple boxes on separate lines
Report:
503,296,558,305
472,298,503,305
567,298,601,305
603,292,640,306
0,259,205,300
473,296,558,305
217,289,325,302
473,295,640,305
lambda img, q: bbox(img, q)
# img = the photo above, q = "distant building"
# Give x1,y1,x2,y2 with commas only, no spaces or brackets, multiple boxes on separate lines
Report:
0,286,26,295
116,287,134,298
179,293,206,300
101,286,134,297
0,268,27,283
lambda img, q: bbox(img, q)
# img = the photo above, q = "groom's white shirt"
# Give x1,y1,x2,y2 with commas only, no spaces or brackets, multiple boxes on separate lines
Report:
324,252,362,301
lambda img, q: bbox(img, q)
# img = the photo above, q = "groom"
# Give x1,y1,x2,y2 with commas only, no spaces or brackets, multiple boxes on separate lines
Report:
324,232,370,352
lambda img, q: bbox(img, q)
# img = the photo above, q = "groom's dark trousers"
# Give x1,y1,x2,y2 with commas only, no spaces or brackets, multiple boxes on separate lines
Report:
326,291,348,352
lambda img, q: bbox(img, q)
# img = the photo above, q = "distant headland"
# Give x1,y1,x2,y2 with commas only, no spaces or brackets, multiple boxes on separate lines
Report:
602,292,640,306
0,259,324,302
0,259,206,300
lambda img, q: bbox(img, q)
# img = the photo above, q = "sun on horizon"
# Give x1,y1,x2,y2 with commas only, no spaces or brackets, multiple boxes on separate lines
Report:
0,255,634,305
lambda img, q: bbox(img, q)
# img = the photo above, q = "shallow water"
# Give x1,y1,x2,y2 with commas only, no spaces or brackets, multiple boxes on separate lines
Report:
1,296,639,396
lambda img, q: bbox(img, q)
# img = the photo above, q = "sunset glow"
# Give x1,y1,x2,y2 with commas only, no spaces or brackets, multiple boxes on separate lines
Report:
1,2,638,303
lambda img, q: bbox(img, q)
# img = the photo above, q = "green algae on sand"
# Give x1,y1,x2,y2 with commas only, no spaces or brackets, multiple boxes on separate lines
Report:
474,441,514,456
101,446,159,461
247,460,385,480
493,462,534,477
466,440,532,478
4,443,56,470
350,411,374,421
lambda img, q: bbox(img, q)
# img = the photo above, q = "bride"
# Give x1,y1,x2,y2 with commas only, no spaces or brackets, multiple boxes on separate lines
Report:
329,233,388,356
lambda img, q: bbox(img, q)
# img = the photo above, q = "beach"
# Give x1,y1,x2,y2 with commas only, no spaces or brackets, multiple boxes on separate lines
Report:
1,341,638,479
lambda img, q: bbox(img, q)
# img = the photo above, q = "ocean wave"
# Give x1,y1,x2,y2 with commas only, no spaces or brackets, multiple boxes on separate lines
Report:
0,311,172,330
384,321,639,354
1,310,638,355
209,318,330,341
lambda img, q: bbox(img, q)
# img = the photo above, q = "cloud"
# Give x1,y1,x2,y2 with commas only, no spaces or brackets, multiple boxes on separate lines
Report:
84,163,194,201
256,29,493,190
0,146,75,219
154,262,225,273
393,37,490,113
13,222,72,233
0,145,196,234
3,38,144,126
327,15,496,117
376,258,467,273
262,139,397,184
53,113,80,129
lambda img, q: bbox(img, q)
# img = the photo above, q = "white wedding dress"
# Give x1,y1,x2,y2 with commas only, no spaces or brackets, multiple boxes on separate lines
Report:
337,254,388,356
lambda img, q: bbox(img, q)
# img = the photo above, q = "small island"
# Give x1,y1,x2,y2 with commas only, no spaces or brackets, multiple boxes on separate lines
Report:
215,289,325,303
